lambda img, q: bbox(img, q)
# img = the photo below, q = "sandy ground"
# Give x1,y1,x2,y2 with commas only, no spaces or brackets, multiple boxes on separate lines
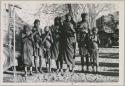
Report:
3,48,119,83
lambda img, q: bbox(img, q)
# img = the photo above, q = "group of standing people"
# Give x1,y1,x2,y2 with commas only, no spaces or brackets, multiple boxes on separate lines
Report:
21,13,100,77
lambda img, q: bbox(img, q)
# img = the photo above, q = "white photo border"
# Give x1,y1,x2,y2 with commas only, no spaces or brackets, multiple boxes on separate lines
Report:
0,0,124,86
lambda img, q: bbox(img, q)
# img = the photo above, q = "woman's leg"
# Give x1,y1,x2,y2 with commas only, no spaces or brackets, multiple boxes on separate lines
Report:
34,56,39,73
29,66,33,75
56,60,60,72
81,55,84,71
95,50,99,72
39,56,44,73
66,65,70,72
39,56,42,70
80,47,84,71
86,54,89,71
24,66,28,77
39,48,44,73
72,56,75,72
48,57,51,72
46,49,51,73
60,59,63,72
92,57,95,72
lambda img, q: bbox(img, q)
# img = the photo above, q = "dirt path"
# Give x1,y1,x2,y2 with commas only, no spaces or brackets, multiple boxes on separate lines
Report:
3,48,119,82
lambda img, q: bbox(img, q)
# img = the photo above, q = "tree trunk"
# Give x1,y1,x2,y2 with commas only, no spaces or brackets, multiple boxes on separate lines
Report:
67,4,73,18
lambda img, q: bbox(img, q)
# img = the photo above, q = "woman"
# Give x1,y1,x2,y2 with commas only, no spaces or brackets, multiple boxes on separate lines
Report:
61,14,76,72
22,25,33,76
77,13,90,71
51,17,63,72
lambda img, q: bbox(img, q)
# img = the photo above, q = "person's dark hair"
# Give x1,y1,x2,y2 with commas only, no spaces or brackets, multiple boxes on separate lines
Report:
81,13,87,18
23,24,28,29
34,19,40,25
92,27,98,32
44,26,50,33
23,24,29,33
54,17,62,26
65,13,72,21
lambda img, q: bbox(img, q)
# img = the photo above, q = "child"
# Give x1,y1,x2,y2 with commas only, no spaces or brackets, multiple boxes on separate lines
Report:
32,19,44,73
79,30,89,72
43,26,53,72
22,25,33,77
89,27,100,72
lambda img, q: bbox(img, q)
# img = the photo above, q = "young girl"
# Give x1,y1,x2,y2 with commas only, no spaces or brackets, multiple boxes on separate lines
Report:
32,19,44,73
22,25,33,77
43,26,53,72
89,27,100,72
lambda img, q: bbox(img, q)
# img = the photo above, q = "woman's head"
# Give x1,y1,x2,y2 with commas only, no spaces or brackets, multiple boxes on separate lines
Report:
44,26,50,33
54,17,62,26
34,19,40,28
65,13,72,21
23,25,31,34
92,27,98,34
81,13,88,21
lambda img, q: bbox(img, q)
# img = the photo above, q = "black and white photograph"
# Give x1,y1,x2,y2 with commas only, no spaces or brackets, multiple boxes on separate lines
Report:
0,0,124,85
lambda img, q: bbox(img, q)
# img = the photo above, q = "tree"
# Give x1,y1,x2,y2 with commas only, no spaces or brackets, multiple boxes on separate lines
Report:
33,3,115,29
80,4,115,29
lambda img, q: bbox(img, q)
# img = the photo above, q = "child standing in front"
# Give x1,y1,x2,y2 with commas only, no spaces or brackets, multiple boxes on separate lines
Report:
43,26,53,72
90,27,100,72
